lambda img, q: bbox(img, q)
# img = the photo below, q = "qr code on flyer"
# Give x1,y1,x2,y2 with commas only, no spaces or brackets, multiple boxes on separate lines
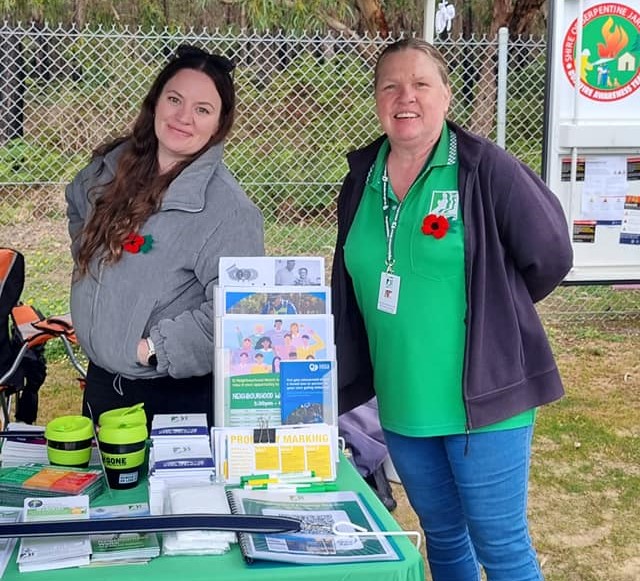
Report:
263,509,364,553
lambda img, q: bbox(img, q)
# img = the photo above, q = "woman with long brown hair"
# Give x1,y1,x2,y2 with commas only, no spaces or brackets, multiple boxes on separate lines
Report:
66,45,264,429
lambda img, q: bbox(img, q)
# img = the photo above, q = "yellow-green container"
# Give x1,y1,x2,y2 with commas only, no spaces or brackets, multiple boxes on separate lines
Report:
98,422,148,489
98,402,146,429
45,415,94,467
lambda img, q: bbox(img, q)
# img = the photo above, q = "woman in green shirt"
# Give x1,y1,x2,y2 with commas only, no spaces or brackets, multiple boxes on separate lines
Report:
332,39,572,581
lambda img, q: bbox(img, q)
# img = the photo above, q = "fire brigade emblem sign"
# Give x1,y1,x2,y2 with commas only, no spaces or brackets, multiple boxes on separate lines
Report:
562,3,640,102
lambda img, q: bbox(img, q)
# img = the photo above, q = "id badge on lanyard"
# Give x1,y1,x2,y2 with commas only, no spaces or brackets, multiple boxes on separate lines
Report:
377,271,400,314
378,165,401,315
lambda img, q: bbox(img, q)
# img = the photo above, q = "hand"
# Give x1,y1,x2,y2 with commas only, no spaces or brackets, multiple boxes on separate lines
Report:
137,339,150,365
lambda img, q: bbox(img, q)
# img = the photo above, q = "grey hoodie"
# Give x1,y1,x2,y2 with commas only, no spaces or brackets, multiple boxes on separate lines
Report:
66,141,264,379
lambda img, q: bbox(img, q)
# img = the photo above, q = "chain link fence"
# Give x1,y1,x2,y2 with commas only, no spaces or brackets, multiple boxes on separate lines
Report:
0,23,637,323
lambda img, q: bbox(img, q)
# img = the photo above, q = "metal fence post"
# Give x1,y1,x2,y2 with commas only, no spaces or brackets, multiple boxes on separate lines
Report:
496,26,508,149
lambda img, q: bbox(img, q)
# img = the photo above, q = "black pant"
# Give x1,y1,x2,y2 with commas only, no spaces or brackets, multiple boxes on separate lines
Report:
83,362,213,431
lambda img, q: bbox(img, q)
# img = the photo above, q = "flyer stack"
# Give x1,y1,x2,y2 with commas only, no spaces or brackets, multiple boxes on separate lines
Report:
212,256,339,484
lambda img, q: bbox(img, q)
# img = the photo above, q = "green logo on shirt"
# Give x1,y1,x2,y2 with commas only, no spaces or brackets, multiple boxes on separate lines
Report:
430,190,459,219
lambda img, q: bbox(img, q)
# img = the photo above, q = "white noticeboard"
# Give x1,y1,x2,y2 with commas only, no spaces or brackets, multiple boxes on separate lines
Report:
543,0,640,283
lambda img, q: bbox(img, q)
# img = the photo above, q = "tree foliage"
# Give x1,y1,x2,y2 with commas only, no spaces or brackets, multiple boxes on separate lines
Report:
0,1,547,36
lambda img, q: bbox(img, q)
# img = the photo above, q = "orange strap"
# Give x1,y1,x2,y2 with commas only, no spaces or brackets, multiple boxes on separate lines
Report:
0,248,17,286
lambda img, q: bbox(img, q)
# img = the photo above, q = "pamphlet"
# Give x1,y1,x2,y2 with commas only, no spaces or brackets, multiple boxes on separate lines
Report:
213,423,337,484
225,489,400,564
17,495,91,572
0,506,22,577
279,360,335,425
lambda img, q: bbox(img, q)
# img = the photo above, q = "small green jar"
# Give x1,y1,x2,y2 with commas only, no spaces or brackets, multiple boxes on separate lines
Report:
45,415,94,467
98,422,148,489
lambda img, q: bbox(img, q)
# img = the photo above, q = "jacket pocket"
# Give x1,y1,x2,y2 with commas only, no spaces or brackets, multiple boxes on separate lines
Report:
119,294,159,376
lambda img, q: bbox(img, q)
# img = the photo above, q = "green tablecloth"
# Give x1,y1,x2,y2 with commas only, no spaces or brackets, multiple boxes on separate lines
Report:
3,454,424,581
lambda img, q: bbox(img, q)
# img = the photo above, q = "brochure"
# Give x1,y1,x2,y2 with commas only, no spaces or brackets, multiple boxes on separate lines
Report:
225,489,400,564
279,360,336,426
218,256,325,287
215,314,334,427
0,506,22,577
216,286,331,316
212,423,338,484
150,413,209,440
18,495,91,572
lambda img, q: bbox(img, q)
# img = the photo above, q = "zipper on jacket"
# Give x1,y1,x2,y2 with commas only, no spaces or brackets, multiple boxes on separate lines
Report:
460,151,475,448
87,261,104,358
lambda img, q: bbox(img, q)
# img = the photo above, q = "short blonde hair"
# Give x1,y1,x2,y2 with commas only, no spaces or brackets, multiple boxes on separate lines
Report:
374,38,450,88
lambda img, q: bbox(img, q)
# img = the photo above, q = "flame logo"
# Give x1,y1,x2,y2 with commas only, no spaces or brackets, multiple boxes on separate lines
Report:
597,17,629,58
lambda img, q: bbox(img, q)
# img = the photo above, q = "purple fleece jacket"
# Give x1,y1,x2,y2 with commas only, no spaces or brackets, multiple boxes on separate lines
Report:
331,121,573,429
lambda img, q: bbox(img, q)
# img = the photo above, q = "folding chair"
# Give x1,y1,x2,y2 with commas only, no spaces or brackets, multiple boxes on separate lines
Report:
0,247,86,429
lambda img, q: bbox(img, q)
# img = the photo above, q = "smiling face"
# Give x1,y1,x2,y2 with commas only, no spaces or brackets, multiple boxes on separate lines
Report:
154,68,222,172
374,48,451,154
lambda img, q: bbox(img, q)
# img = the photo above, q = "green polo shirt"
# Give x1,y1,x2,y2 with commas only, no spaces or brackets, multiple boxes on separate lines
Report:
344,125,534,436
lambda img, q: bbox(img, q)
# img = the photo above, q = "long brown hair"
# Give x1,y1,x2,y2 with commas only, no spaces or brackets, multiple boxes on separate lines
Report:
75,45,236,277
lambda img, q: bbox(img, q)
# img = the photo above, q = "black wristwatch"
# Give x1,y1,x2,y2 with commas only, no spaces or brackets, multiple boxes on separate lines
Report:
146,337,158,367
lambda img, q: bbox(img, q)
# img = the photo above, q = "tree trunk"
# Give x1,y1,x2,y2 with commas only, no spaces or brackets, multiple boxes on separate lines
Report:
354,0,389,37
509,0,546,37
72,0,87,28
163,0,170,23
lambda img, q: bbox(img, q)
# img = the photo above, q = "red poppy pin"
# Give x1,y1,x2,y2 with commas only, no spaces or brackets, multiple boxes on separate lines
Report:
421,214,449,239
123,233,154,254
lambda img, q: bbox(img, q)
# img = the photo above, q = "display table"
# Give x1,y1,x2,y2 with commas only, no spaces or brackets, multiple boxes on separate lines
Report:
3,454,424,581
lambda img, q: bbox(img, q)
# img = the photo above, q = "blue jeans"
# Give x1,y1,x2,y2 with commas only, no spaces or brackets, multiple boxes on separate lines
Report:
383,426,543,581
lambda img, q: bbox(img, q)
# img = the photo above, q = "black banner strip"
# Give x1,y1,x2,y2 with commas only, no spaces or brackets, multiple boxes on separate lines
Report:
0,514,301,538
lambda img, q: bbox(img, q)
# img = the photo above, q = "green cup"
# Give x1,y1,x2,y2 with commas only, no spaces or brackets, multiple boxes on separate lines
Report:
98,402,147,429
98,422,148,489
45,415,94,467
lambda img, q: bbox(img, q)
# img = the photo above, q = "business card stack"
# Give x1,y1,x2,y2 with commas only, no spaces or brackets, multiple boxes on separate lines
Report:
148,413,215,514
149,413,214,478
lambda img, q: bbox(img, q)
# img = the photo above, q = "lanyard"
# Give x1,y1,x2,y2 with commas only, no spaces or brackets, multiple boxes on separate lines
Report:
381,164,402,273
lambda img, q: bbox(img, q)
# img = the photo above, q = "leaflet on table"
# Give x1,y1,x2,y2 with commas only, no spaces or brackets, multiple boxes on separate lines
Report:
88,501,160,564
214,314,335,427
226,489,400,564
215,285,331,316
215,352,337,429
218,256,325,287
219,314,334,366
18,495,91,572
90,502,150,519
150,413,209,439
279,360,337,427
0,506,22,578
214,345,281,429
150,439,215,473
212,423,338,484
89,531,160,564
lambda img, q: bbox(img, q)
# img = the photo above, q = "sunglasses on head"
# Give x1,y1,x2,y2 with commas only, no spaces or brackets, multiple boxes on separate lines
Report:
174,44,235,73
